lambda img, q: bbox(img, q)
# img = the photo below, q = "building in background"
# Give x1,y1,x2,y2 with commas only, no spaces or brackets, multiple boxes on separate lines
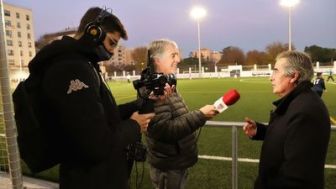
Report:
4,2,35,73
106,45,133,66
37,28,133,67
37,28,134,77
4,1,134,80
191,48,222,63
210,51,222,64
35,27,77,52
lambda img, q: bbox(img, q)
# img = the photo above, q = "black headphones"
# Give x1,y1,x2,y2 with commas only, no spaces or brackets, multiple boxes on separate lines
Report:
84,9,110,43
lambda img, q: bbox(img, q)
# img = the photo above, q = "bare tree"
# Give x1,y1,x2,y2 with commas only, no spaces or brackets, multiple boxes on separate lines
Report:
246,50,268,65
217,46,245,66
131,46,147,72
265,42,295,64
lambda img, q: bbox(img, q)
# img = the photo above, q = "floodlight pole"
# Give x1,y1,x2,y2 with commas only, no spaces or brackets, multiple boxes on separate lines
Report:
197,20,202,78
191,6,206,78
288,6,292,51
280,0,300,51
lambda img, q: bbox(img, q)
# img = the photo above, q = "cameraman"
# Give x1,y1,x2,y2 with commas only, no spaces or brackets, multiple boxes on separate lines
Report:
28,7,154,189
145,39,218,189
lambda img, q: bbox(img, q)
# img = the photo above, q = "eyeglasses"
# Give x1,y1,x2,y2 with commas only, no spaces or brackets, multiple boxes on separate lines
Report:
108,37,119,48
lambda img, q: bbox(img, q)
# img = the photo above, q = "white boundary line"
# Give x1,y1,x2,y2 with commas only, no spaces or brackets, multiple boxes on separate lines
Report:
198,155,336,169
239,79,270,84
330,117,336,125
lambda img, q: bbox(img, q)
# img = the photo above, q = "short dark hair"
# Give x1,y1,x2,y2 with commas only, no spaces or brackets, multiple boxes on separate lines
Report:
77,7,128,40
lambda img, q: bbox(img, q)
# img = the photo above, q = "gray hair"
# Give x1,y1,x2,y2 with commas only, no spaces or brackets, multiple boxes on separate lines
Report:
276,51,314,83
148,39,178,59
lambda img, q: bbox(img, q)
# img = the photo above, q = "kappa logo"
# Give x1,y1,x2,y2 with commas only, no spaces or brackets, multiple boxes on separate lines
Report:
67,79,89,94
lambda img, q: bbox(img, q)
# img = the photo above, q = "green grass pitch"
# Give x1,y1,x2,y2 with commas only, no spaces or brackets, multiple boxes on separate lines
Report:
2,77,335,188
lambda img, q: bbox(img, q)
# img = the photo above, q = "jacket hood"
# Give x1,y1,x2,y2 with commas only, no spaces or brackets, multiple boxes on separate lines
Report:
28,36,100,74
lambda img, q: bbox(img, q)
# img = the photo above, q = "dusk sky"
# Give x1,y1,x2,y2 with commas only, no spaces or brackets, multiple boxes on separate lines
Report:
4,0,336,57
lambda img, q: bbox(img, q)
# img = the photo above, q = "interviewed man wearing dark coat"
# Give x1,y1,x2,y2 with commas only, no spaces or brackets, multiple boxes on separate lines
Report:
243,51,330,189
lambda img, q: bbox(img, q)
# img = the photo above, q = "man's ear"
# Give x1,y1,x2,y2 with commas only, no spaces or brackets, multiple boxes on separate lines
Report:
152,57,160,72
290,71,300,84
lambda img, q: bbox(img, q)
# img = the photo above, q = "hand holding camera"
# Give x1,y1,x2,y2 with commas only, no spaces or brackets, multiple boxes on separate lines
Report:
130,111,155,133
148,83,175,101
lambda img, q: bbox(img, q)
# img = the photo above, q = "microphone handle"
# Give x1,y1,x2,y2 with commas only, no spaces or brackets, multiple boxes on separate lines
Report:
214,98,228,113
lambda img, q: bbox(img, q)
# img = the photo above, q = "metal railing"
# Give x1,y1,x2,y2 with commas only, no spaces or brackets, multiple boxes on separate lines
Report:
1,116,335,188
205,121,336,189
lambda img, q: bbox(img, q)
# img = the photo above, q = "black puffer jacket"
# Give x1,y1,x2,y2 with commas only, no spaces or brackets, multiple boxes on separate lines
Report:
146,92,207,170
29,36,141,189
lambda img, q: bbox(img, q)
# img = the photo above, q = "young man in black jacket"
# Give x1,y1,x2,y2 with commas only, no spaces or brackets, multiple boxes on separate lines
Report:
145,39,218,189
28,7,154,189
243,51,330,189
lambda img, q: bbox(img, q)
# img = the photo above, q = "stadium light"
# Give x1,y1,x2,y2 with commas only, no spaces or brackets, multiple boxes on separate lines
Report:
280,0,300,51
190,6,206,77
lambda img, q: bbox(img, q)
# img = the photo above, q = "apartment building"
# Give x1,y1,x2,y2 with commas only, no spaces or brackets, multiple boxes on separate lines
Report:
37,27,134,77
192,48,222,63
107,45,133,66
3,2,35,72
35,27,77,51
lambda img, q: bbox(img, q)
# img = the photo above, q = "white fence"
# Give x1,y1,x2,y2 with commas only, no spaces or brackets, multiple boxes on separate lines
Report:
6,62,336,87
105,63,336,81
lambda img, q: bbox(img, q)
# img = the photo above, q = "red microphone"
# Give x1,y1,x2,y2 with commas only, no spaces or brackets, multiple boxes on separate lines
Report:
214,89,240,113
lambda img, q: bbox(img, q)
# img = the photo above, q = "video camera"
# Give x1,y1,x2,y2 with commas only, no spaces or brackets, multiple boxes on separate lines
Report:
133,68,176,99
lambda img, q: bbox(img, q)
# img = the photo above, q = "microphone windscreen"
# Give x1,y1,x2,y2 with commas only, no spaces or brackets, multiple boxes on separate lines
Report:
223,89,240,106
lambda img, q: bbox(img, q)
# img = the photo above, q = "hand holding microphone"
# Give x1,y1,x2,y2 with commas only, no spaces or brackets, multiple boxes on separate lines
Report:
214,89,240,113
199,105,218,120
